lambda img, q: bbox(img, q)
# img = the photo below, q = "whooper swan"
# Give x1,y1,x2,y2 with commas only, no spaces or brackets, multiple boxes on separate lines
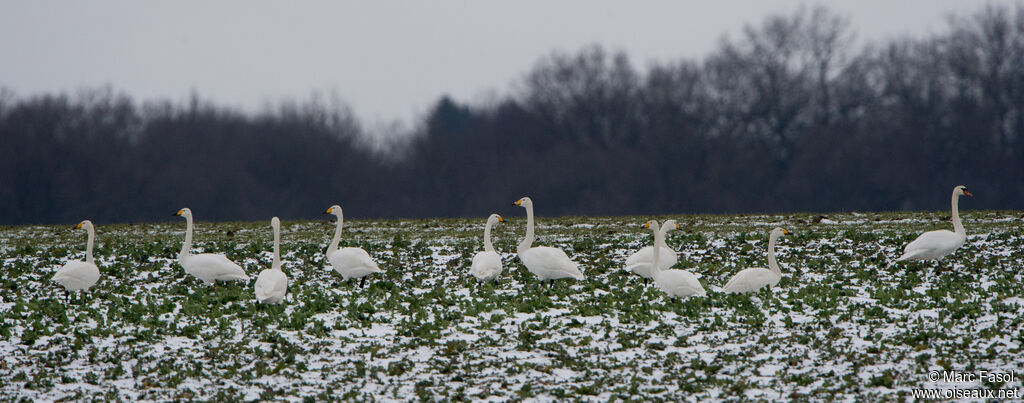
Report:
722,227,789,294
325,205,383,288
254,217,288,304
175,208,249,285
513,197,585,283
470,214,505,283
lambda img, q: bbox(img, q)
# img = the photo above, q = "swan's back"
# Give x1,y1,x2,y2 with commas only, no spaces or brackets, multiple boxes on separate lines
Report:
722,267,779,294
519,246,584,280
52,261,100,291
655,269,706,297
625,246,678,279
470,251,502,282
254,269,288,304
183,253,249,283
329,247,382,279
899,229,966,261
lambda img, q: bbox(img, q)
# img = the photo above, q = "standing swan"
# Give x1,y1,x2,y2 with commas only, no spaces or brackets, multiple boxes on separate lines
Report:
722,227,790,294
52,220,101,296
513,197,585,283
254,217,288,304
175,208,249,285
897,185,972,265
325,205,382,288
625,222,678,283
470,214,505,282
648,219,706,298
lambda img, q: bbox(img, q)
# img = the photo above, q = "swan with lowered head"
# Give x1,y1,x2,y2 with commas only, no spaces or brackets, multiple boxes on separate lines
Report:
722,227,790,294
325,205,383,288
254,217,288,304
470,214,505,282
52,220,101,294
513,197,585,283
175,208,250,285
625,221,679,283
897,185,972,264
646,220,706,298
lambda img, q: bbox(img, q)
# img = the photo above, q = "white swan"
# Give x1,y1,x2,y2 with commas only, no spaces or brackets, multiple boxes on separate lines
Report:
175,208,249,285
254,217,288,304
325,205,382,288
722,227,789,294
52,220,101,294
625,221,678,283
470,214,505,282
897,185,972,264
647,220,706,298
514,197,585,282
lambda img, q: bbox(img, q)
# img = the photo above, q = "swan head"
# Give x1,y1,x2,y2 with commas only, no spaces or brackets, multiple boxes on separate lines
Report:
271,216,280,229
770,227,790,238
662,219,681,232
175,208,192,219
75,220,93,231
325,205,343,217
513,197,533,208
488,214,504,224
642,220,659,231
954,185,972,197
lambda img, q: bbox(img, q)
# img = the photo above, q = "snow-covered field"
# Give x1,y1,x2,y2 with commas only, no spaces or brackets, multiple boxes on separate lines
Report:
1,211,1022,401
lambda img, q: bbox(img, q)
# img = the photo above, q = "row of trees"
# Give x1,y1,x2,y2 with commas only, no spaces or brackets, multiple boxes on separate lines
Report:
2,5,1023,224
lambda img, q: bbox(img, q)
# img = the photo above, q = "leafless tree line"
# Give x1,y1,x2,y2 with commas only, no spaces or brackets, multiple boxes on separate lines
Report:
2,5,1022,224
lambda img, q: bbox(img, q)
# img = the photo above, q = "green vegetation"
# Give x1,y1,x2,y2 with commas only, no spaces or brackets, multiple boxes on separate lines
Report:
1,211,1022,400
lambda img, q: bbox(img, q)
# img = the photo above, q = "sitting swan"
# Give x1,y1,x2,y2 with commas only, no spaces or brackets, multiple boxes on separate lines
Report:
897,185,972,265
325,205,383,288
625,220,678,283
647,219,706,298
514,197,585,283
254,217,288,304
52,220,101,296
470,214,504,282
175,208,250,285
722,227,790,294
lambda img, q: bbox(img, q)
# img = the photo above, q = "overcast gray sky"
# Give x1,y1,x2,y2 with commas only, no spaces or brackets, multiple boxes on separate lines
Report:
1,1,1017,127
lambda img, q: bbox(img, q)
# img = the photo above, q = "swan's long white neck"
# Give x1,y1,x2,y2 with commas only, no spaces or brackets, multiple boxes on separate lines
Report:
951,191,965,236
328,211,344,256
179,215,193,261
85,225,95,264
651,222,663,275
767,232,781,276
518,204,535,253
484,218,496,252
272,224,281,270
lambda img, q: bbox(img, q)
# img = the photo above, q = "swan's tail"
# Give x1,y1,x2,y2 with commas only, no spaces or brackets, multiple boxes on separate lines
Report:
895,249,924,262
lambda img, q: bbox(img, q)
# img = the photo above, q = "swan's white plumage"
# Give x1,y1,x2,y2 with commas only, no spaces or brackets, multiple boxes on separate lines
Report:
519,246,585,280
721,267,780,293
175,208,249,285
625,222,678,279
897,185,971,263
52,220,101,291
255,217,288,304
471,251,503,282
255,270,287,304
647,220,706,298
325,205,383,283
470,214,504,282
514,197,585,281
329,247,382,280
722,227,788,294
